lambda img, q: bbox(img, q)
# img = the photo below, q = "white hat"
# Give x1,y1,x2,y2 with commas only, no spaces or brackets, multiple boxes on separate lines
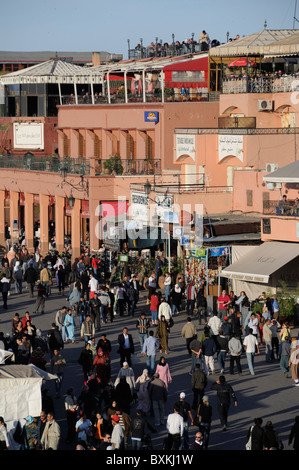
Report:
180,392,186,399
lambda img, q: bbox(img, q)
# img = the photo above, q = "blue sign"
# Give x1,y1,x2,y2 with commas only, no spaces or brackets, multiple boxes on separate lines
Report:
144,111,159,123
210,246,230,257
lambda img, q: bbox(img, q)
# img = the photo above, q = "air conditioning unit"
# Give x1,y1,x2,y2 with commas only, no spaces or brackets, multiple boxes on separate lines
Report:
265,163,278,173
258,99,274,111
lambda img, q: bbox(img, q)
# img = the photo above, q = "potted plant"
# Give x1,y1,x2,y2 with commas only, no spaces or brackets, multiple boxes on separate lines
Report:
103,154,124,175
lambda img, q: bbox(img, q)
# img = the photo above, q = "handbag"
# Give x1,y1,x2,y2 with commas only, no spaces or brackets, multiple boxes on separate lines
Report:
193,414,202,427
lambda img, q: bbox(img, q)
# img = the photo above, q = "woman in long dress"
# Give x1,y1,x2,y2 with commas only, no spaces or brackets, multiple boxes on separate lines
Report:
155,315,169,354
155,356,172,390
64,308,76,343
134,369,151,415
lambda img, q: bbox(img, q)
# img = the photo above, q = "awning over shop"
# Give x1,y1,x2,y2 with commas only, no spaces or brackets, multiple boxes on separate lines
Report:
263,160,299,184
127,226,166,250
220,241,299,283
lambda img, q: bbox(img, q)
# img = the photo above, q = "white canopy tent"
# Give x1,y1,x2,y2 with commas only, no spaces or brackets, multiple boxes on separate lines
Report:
220,241,299,299
0,364,57,422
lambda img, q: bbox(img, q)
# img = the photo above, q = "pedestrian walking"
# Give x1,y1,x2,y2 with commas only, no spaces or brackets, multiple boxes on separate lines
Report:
148,372,167,427
117,327,135,367
181,317,197,355
278,334,291,378
155,356,172,390
228,333,242,375
64,308,76,343
165,405,184,450
142,330,159,376
136,312,150,350
33,280,46,314
191,363,207,411
210,375,237,431
243,328,260,375
50,348,66,398
195,395,212,449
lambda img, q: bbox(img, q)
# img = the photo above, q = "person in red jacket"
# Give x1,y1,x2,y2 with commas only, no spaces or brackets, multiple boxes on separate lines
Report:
150,291,160,325
217,289,231,321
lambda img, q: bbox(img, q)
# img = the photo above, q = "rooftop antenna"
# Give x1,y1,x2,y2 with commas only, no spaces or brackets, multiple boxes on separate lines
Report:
264,19,267,29
293,0,299,28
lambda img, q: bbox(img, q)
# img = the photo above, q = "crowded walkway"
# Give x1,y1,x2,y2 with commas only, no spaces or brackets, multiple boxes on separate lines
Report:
0,244,298,451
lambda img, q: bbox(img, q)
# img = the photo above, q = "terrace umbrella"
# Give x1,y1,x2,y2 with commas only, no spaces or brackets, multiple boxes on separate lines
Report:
228,58,257,67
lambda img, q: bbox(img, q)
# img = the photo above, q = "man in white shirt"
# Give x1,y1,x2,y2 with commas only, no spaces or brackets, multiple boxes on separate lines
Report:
165,405,184,450
88,273,99,299
111,415,124,450
208,312,222,339
147,272,156,304
243,328,260,375
158,297,172,321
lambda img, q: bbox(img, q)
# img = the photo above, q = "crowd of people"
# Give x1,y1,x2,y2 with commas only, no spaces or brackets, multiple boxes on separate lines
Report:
130,32,242,60
0,243,298,451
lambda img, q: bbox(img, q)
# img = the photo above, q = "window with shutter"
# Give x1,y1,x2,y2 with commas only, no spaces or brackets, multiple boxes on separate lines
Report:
145,135,154,160
126,134,136,159
63,134,70,157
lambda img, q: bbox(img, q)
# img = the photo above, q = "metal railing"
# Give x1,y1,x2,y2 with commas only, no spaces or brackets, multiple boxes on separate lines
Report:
0,154,90,175
61,91,219,105
128,43,204,59
223,74,299,94
96,158,161,176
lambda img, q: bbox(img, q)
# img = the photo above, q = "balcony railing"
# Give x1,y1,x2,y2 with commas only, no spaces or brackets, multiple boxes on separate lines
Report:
128,43,203,60
0,154,90,175
223,74,299,94
95,158,161,176
61,91,219,105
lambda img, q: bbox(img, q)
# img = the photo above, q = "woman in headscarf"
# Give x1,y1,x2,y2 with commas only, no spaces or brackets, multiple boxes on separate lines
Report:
93,347,110,386
22,416,38,450
114,376,132,415
155,315,170,354
134,369,151,415
13,260,23,294
114,362,135,392
155,356,172,389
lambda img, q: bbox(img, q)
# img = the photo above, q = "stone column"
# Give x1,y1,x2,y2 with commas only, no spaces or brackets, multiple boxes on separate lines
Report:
54,195,65,254
9,190,19,246
71,198,81,261
0,190,6,248
24,193,34,252
89,197,100,252
39,194,49,255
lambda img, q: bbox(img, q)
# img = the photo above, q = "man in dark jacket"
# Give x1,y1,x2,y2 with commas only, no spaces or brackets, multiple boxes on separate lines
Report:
127,284,138,317
47,323,64,357
117,327,134,366
130,409,155,450
78,341,94,384
196,293,207,324
89,292,101,331
24,264,38,298
191,363,207,410
249,417,264,450
202,333,217,375
210,375,237,431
